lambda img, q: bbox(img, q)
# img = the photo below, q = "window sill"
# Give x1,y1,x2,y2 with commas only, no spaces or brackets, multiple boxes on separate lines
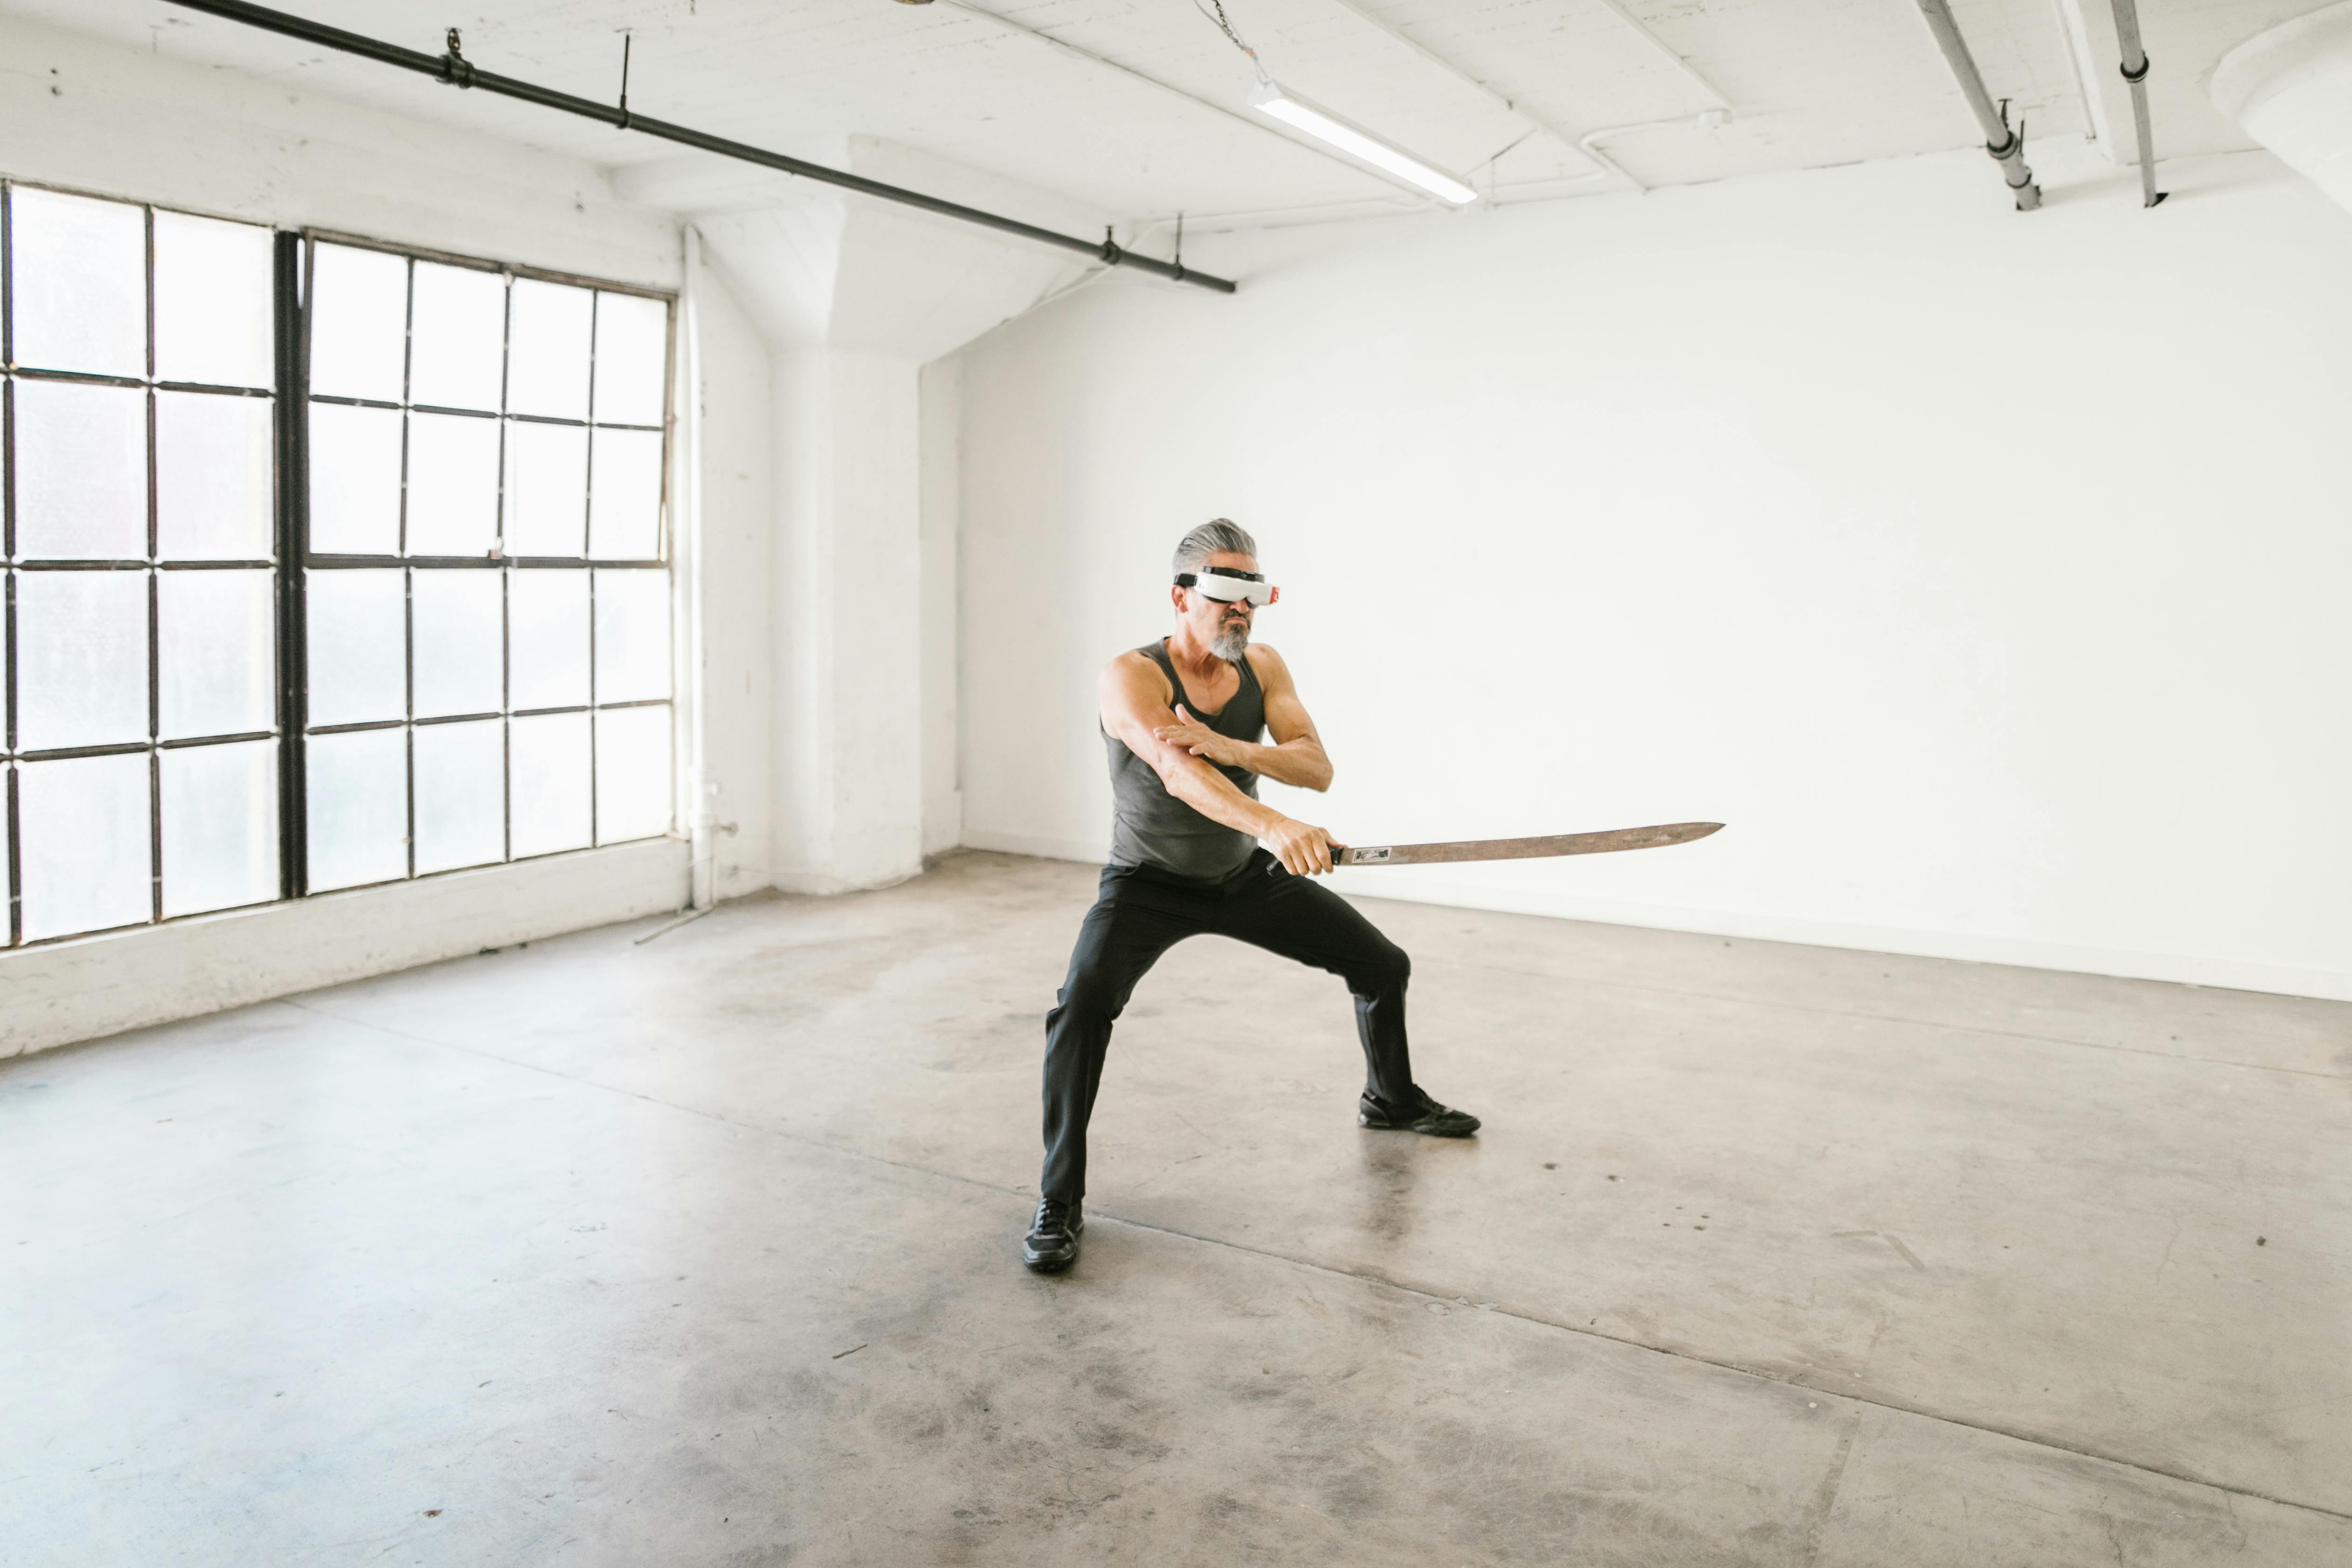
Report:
1,837,690,1059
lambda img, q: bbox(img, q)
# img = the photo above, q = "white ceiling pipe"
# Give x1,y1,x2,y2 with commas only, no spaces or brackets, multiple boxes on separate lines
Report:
2107,0,2165,206
2212,1,2352,218
1909,0,2043,210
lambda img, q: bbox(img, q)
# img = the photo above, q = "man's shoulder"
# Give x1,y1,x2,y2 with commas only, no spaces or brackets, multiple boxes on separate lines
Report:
1104,644,1169,693
1106,643,1161,674
1242,642,1288,677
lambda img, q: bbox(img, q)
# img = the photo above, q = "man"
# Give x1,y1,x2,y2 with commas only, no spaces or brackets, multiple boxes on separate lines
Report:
1023,518,1479,1274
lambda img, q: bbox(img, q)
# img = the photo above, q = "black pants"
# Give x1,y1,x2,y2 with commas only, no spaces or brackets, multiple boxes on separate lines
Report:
1039,849,1418,1204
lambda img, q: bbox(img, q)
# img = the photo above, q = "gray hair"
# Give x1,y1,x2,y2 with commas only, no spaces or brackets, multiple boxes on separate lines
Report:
1172,518,1258,576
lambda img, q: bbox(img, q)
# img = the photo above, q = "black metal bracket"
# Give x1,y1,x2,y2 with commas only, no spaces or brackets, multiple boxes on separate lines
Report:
439,27,476,88
616,32,632,130
2121,54,2151,84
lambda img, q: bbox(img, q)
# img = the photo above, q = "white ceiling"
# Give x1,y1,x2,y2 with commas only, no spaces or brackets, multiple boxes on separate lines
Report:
4,0,2328,229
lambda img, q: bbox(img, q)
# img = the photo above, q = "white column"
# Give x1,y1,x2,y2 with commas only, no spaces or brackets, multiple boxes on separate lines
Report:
769,348,925,893
675,141,1103,895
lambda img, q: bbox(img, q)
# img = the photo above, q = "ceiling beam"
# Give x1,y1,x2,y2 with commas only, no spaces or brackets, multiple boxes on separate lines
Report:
1314,0,1607,178
1312,0,1739,193
936,0,1410,201
1589,0,1735,112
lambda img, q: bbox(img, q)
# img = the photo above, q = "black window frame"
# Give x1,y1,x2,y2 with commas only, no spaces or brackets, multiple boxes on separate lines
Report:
0,182,679,949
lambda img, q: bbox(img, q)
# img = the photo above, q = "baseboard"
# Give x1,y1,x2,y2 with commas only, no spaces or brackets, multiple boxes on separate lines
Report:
765,866,923,897
1,838,691,1059
957,827,1109,866
1323,870,2352,1003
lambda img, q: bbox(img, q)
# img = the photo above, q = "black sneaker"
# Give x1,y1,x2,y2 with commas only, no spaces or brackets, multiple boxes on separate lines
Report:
1022,1198,1083,1273
1358,1087,1480,1137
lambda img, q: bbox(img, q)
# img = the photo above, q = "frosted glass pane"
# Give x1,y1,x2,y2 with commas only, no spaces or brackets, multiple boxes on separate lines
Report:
14,379,148,560
19,753,153,940
507,569,589,710
153,211,273,389
307,401,403,555
510,711,590,857
412,570,503,718
408,262,506,413
587,428,664,560
306,727,408,890
308,244,408,403
160,739,278,917
17,570,149,751
591,293,668,426
501,421,587,556
404,413,500,557
593,568,671,703
595,704,672,844
507,280,592,420
158,570,274,739
9,188,146,378
157,392,273,560
304,569,406,726
413,719,504,874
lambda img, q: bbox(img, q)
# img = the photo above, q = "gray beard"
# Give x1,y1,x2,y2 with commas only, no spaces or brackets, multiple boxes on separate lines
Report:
1210,621,1251,661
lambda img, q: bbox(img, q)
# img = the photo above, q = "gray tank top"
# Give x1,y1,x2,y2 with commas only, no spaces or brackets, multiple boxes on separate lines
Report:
1104,641,1266,881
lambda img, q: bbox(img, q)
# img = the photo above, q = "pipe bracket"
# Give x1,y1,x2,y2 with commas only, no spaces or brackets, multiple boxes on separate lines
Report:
439,29,476,88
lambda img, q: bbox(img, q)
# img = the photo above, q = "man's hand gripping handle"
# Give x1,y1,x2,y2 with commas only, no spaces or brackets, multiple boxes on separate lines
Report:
1260,819,1341,877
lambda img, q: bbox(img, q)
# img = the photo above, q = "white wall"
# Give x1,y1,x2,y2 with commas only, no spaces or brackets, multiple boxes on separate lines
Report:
956,143,2352,1001
0,16,766,1056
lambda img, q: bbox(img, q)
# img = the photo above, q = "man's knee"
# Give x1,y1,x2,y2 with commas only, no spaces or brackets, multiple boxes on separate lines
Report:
1351,938,1410,995
1050,966,1127,1030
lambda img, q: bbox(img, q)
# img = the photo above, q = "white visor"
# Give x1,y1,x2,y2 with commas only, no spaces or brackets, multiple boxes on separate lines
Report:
1179,570,1276,607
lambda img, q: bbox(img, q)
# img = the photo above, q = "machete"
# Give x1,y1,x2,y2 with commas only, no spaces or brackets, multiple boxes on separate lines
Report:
1280,820,1723,870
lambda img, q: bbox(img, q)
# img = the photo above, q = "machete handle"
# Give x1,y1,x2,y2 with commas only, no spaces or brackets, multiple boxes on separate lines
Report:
1266,842,1349,875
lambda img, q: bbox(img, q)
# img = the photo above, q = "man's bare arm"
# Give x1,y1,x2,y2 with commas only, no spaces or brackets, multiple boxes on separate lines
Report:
1149,644,1333,792
1102,655,1336,875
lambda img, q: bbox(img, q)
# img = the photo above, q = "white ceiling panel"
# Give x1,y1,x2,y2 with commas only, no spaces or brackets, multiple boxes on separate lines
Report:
1,0,2320,231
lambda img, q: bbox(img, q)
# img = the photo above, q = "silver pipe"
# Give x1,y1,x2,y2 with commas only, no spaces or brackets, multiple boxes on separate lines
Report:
1911,0,2043,210
2108,0,2167,207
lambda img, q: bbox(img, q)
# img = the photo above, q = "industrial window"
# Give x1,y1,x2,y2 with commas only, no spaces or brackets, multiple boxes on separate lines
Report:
1,182,676,947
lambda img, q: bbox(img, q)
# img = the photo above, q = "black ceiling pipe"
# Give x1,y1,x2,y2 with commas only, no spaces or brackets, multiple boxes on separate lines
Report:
161,0,1239,294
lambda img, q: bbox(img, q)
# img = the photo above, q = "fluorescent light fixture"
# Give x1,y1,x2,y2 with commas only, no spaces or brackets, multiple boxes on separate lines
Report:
1249,79,1479,206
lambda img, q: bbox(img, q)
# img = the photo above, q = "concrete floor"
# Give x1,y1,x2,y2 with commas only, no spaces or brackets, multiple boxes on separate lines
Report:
4,852,2348,1566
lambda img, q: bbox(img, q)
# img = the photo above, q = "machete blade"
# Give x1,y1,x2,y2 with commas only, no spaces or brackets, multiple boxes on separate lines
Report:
1336,821,1723,867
